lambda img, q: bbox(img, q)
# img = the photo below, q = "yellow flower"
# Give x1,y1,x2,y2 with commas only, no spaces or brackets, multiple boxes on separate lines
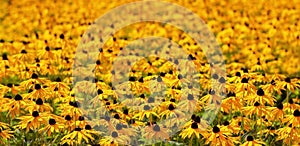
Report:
15,111,48,132
61,126,99,145
143,124,169,141
241,135,265,146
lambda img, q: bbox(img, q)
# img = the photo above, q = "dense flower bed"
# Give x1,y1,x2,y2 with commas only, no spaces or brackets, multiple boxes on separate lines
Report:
0,0,299,145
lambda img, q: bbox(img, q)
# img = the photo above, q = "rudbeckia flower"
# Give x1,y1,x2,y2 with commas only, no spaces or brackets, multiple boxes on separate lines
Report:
278,77,300,92
5,94,28,118
276,124,299,145
243,102,268,118
244,88,276,106
0,122,13,145
133,104,159,121
236,77,256,95
39,118,64,136
143,124,169,141
99,131,130,146
241,135,265,146
20,73,50,89
261,79,283,94
267,102,284,121
205,125,236,146
25,98,53,112
282,109,300,127
61,126,98,145
15,111,48,132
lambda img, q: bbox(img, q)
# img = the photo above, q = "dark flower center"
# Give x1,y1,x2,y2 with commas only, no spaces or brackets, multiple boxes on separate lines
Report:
191,122,198,129
49,118,56,125
45,46,50,51
223,121,229,126
129,77,136,82
257,88,264,96
191,114,196,120
168,104,175,110
35,84,41,90
235,72,241,77
21,49,27,54
160,72,166,77
14,94,23,101
96,60,101,65
178,74,183,79
112,131,118,138
170,98,176,102
140,94,145,99
247,136,254,141
36,98,43,105
55,77,61,82
85,125,92,130
241,78,249,83
227,92,236,97
254,102,260,106
138,77,144,82
32,111,39,117
59,34,65,39
97,89,103,95
116,124,122,130
7,83,13,88
277,103,283,110
75,127,82,131
219,77,226,83
187,94,194,100
157,76,163,82
285,77,291,83
65,115,72,121
123,109,128,115
194,116,201,123
153,124,161,132
209,89,215,95
79,116,84,121
293,109,300,117
212,74,219,79
213,126,220,133
69,101,80,108
2,54,8,60
104,116,110,121
114,114,120,119
144,105,151,111
188,54,196,60
148,97,155,103
31,73,38,79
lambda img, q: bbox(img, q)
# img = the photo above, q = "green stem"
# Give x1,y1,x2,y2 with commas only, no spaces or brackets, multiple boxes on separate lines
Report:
189,134,194,146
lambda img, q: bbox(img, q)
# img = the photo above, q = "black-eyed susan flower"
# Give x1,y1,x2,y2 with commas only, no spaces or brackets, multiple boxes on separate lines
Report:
241,135,265,146
5,94,28,118
282,109,300,127
0,122,13,144
245,88,276,106
205,125,236,145
99,131,130,146
243,101,268,118
61,126,98,145
278,77,300,92
39,117,64,136
143,124,169,141
15,111,48,132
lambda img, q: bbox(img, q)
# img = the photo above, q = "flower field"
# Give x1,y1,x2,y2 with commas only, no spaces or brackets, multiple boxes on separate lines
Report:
0,0,300,145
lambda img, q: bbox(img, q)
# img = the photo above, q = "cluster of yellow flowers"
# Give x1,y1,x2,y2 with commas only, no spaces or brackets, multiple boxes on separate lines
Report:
0,0,299,145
